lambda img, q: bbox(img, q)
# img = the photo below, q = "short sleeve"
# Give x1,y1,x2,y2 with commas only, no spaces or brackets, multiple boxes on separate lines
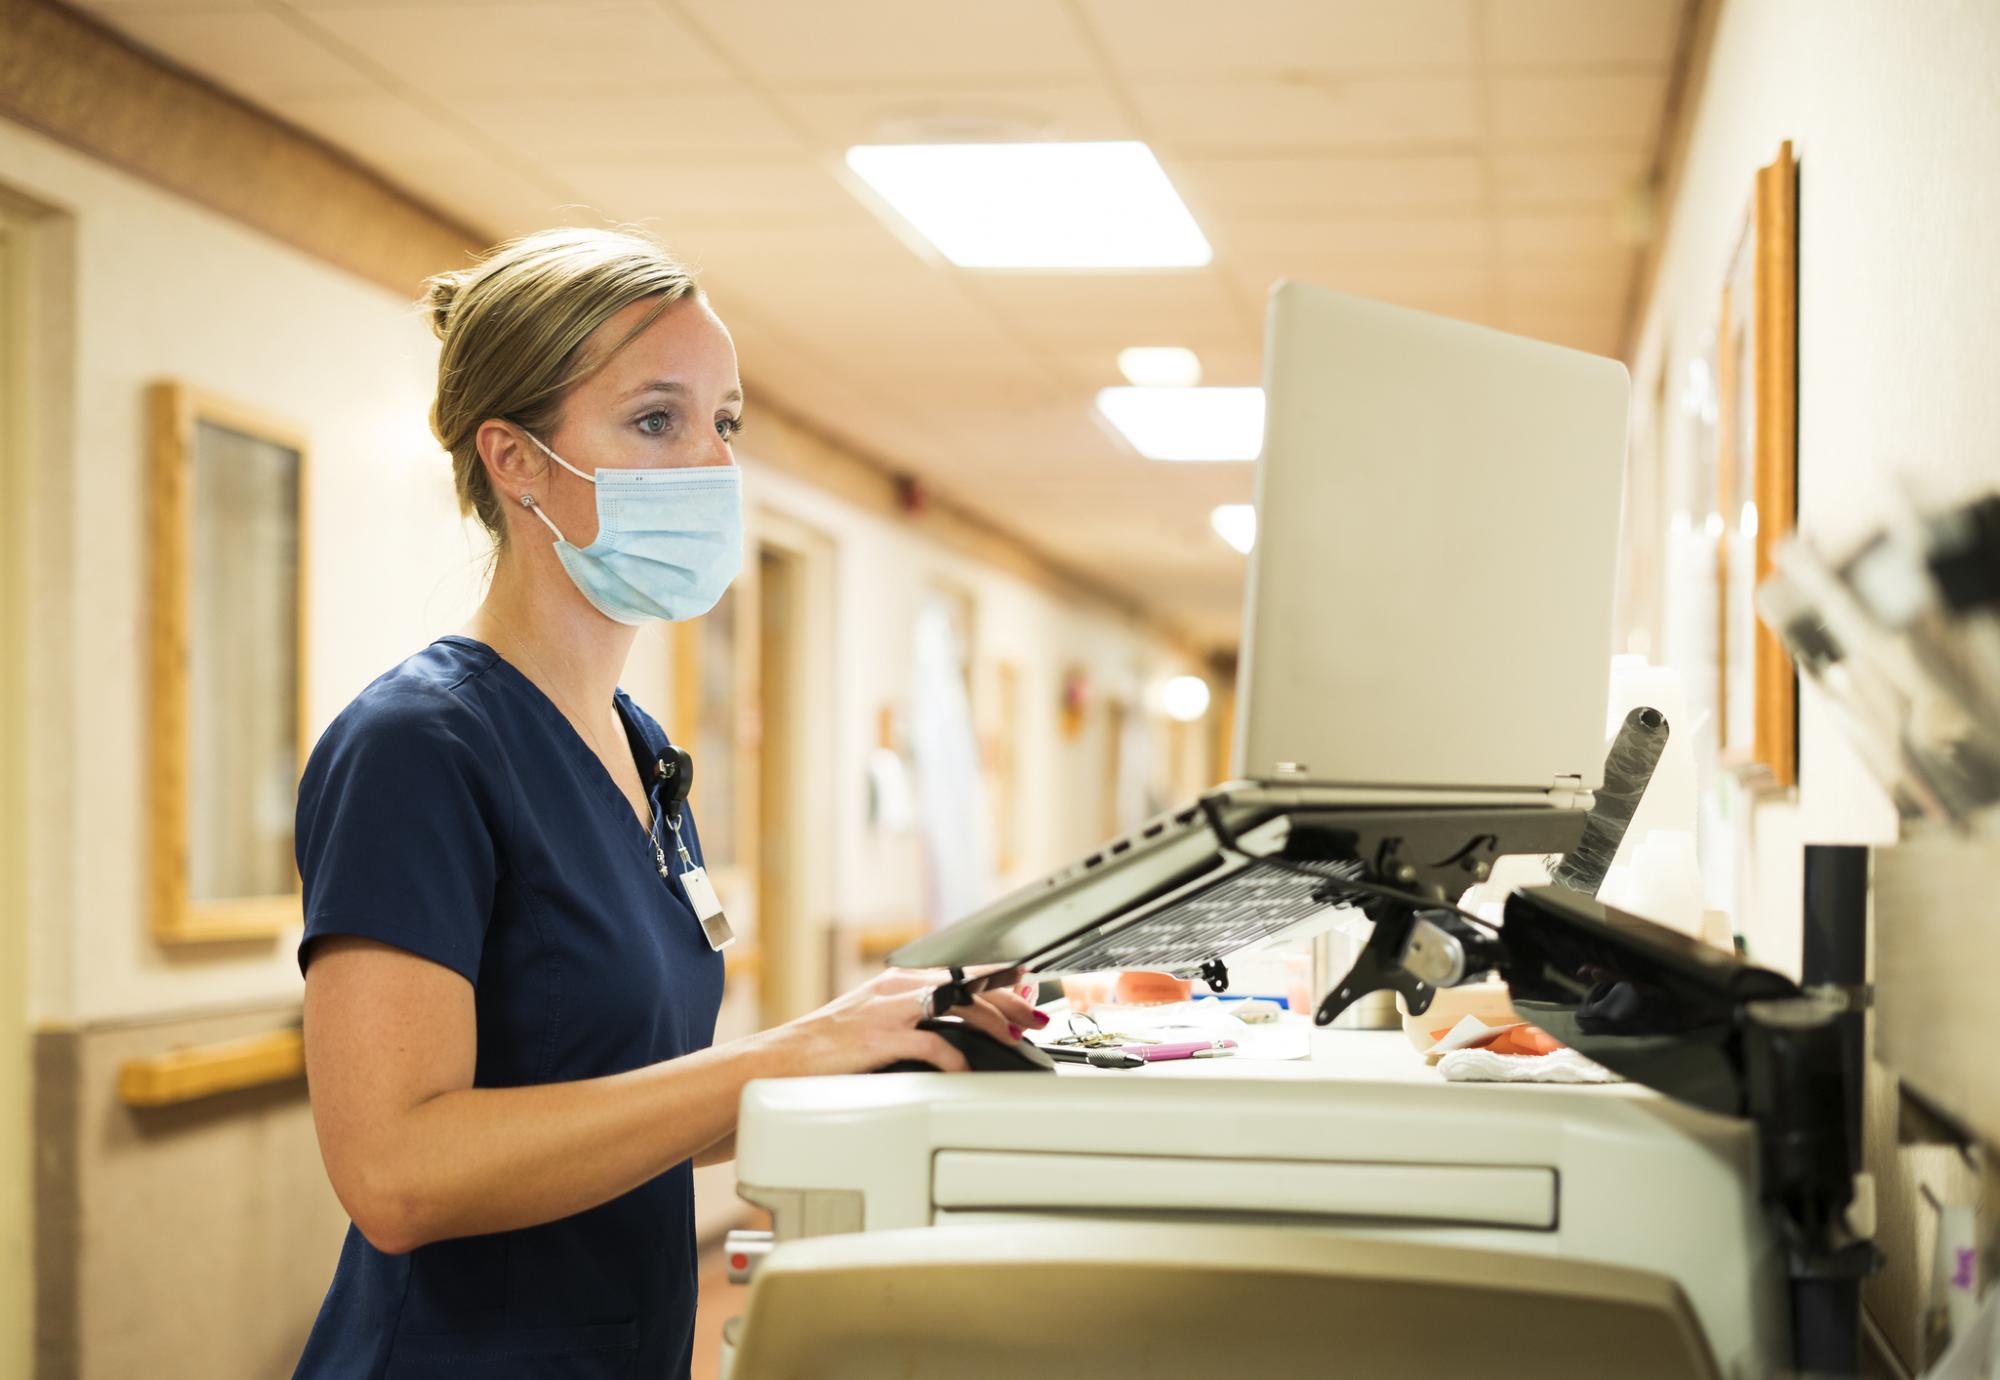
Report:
295,687,508,985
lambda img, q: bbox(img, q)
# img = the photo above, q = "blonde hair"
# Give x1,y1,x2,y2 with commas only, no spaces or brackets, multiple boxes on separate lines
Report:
422,226,703,544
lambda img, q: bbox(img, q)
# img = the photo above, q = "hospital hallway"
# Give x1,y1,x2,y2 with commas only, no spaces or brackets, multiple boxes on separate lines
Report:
1,0,1997,1376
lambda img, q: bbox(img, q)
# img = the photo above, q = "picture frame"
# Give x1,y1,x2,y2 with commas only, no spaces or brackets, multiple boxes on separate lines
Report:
148,382,308,943
1714,141,1800,791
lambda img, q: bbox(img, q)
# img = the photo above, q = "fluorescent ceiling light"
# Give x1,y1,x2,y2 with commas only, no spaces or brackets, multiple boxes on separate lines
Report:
1118,346,1203,388
1096,387,1264,461
844,142,1212,269
1210,504,1257,554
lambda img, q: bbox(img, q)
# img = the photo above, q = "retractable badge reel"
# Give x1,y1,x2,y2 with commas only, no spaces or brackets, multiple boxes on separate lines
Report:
658,745,735,951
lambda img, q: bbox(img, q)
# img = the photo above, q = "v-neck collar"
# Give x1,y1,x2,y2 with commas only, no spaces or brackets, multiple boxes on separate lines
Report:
438,635,664,856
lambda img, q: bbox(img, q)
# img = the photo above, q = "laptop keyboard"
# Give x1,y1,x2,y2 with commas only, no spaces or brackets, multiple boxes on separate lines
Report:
1036,855,1366,975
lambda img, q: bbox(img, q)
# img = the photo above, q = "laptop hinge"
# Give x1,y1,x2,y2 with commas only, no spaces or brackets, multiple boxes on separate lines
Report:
1548,774,1591,811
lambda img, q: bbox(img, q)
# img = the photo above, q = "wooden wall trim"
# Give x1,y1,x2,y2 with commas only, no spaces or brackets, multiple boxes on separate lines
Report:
0,0,484,299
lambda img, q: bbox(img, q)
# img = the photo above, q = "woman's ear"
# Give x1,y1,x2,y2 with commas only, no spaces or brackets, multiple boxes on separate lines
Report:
474,418,547,507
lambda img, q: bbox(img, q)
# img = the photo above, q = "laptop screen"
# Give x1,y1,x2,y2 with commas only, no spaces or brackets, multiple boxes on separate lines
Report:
1235,284,1629,793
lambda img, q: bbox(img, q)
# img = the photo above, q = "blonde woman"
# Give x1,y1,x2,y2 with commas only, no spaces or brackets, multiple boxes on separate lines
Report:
291,227,1041,1378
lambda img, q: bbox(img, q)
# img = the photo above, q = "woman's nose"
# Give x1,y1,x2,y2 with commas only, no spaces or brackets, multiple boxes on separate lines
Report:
699,433,736,468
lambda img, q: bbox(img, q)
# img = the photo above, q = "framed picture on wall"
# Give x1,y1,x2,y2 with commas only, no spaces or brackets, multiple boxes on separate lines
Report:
148,383,308,943
1714,140,1800,791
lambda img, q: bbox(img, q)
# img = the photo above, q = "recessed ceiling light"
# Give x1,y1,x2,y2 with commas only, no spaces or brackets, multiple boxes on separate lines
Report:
1210,504,1257,554
1118,346,1203,388
1095,387,1264,461
844,142,1212,269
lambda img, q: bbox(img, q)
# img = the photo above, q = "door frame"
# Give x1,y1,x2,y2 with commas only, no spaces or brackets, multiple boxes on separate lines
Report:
0,183,71,1380
751,509,836,1020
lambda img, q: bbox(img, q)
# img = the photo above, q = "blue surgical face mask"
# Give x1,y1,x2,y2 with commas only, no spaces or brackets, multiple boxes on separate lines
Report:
518,431,743,625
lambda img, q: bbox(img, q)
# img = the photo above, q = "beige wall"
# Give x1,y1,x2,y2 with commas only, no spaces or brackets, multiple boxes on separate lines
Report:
1627,0,2000,967
1,112,478,1029
1626,0,1998,1367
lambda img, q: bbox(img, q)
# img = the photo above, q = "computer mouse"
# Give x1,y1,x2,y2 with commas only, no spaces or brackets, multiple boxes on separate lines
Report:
875,1018,1057,1074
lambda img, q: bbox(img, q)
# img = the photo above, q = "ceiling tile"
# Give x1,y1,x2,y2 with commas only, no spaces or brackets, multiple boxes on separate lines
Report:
383,151,582,238
1493,148,1650,208
1049,344,1266,390
671,220,918,276
1222,217,1488,258
1486,0,1686,66
934,407,1132,475
69,0,261,12
299,2,736,95
1131,76,1483,150
1172,154,1485,218
678,0,1095,83
94,8,377,96
283,0,587,7
1079,0,1475,74
1496,213,1632,254
565,158,871,230
257,88,500,164
964,270,1247,350
1226,254,1493,316
1500,261,1633,314
1491,72,1671,145
444,90,804,163
775,84,1133,152
1503,313,1624,357
711,257,1026,363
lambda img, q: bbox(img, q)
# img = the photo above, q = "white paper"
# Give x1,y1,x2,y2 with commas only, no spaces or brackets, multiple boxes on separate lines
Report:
1427,1014,1527,1057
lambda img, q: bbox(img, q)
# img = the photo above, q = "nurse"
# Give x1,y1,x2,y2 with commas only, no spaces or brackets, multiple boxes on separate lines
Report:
290,226,1040,1379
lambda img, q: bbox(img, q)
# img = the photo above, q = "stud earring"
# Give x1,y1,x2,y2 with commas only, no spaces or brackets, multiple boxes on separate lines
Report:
520,494,536,509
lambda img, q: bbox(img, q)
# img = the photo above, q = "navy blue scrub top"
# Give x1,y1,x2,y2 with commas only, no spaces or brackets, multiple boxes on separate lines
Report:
290,635,725,1380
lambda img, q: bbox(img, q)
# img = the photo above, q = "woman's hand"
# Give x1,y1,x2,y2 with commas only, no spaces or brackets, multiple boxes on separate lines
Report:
776,967,1045,1076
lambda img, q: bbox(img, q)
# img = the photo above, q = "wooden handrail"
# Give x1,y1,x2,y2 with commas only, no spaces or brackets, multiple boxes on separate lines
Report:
117,1028,304,1108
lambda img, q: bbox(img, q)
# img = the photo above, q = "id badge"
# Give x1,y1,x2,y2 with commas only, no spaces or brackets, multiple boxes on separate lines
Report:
679,863,735,951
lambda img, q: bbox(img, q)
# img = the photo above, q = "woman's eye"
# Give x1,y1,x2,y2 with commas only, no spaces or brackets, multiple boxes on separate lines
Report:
637,410,673,436
716,415,744,441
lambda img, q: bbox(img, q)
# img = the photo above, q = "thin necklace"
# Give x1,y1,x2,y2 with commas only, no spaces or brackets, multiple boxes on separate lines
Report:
482,614,671,879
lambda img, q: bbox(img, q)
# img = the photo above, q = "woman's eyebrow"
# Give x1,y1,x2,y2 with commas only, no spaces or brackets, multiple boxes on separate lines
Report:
622,380,745,405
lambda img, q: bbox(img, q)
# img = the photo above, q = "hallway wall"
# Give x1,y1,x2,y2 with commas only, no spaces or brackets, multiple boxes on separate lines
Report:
1625,0,1999,1366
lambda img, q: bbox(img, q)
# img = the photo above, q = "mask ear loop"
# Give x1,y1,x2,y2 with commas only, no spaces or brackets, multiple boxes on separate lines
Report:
516,428,595,546
520,493,567,544
521,429,598,483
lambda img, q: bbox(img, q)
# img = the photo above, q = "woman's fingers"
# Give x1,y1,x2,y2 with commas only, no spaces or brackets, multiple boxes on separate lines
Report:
979,988,1044,1031
950,994,1017,1045
909,1032,970,1073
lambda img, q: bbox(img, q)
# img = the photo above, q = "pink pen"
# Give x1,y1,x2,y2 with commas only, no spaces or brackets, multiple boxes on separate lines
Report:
1123,1039,1237,1062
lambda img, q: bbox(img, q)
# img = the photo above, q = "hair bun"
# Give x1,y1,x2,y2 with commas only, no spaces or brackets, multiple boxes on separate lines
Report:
421,268,466,342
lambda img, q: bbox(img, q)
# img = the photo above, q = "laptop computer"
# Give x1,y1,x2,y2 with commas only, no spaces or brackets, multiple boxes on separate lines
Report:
893,283,1630,978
